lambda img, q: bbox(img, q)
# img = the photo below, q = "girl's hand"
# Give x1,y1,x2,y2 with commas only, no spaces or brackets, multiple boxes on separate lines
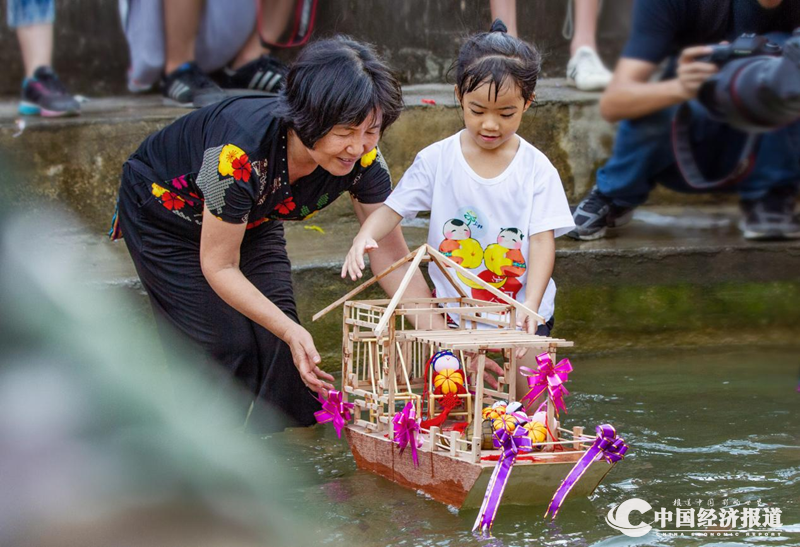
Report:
515,305,540,359
464,352,505,389
282,324,335,395
341,235,379,281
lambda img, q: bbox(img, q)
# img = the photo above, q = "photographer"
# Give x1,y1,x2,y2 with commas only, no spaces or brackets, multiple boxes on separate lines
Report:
569,0,800,241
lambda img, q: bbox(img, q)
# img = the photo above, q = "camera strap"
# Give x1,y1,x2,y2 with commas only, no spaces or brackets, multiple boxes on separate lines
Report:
672,103,760,190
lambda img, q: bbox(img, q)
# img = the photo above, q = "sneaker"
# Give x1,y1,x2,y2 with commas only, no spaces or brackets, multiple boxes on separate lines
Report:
567,187,635,240
19,66,80,117
162,62,227,108
739,188,800,240
216,55,287,93
566,46,613,92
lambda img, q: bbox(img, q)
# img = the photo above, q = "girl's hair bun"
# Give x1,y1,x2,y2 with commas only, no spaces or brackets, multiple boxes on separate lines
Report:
490,18,507,33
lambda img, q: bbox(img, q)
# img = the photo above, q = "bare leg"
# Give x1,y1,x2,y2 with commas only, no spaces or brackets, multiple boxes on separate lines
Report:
164,0,203,74
571,0,600,55
489,0,517,37
16,23,53,78
231,0,294,69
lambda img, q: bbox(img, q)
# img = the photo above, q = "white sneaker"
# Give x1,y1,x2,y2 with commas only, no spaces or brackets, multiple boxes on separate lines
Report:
566,46,613,91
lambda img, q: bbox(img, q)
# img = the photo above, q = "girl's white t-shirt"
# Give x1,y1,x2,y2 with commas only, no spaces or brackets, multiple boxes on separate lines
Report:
384,131,575,321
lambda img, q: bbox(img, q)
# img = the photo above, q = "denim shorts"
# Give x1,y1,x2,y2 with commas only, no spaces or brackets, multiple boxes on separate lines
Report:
7,0,54,28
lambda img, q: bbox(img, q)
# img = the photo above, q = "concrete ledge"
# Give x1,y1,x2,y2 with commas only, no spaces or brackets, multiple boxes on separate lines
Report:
0,84,735,237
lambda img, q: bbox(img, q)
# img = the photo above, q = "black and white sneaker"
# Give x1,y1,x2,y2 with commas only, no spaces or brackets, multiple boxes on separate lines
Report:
740,188,800,240
217,55,287,93
162,62,227,108
567,187,635,240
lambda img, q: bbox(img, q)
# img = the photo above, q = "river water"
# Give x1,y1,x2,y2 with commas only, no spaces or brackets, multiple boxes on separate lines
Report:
267,347,800,547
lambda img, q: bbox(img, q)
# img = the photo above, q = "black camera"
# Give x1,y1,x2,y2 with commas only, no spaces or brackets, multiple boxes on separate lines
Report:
696,30,800,133
673,30,800,189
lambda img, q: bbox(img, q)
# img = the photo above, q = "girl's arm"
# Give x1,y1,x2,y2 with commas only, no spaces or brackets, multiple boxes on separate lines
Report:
516,230,555,357
341,203,403,281
199,207,335,394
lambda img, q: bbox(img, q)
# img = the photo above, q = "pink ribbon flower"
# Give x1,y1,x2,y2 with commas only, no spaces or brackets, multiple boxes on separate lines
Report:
520,353,573,414
314,390,354,439
392,401,423,467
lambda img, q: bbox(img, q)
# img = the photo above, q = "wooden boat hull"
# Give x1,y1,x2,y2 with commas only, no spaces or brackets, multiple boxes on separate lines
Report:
345,426,613,509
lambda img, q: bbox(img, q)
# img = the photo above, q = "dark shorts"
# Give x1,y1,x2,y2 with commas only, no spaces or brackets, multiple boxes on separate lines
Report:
116,165,319,432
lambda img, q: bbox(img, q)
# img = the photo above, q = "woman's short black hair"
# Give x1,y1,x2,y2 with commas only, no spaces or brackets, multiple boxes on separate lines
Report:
453,19,541,103
276,36,403,149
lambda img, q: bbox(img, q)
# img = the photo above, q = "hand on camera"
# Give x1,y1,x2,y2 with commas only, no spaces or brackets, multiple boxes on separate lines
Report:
677,45,719,100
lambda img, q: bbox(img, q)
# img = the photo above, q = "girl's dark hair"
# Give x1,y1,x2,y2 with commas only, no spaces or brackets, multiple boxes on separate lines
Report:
276,36,403,149
454,19,541,103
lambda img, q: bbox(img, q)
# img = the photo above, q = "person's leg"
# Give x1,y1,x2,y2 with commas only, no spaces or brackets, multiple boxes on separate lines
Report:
569,107,676,239
566,0,612,91
570,0,599,55
635,98,799,239
9,0,79,117
164,0,203,74
238,222,321,432
489,0,517,37
162,0,226,108
16,23,53,78
216,0,294,92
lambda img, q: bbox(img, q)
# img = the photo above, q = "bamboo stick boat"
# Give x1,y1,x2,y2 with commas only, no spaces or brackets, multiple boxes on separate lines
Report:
314,245,619,511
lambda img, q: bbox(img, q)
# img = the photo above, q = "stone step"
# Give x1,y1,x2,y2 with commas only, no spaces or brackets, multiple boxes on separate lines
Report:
49,204,800,360
0,83,734,239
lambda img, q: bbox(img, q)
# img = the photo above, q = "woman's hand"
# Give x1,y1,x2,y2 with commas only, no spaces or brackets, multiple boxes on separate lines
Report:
282,323,335,395
341,235,379,281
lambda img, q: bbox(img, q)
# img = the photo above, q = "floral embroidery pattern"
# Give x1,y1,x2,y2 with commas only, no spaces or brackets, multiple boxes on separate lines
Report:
299,205,310,217
171,175,188,190
360,148,377,168
274,197,296,215
151,183,168,198
247,217,270,229
218,144,246,177
316,193,329,209
232,154,252,182
161,192,186,211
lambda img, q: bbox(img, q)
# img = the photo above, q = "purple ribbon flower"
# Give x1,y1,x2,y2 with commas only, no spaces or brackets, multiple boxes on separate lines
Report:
545,424,628,519
314,390,354,439
520,353,573,414
473,417,533,534
392,401,423,466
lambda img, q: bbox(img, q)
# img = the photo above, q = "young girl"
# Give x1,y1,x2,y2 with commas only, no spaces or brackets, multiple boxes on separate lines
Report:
342,20,575,363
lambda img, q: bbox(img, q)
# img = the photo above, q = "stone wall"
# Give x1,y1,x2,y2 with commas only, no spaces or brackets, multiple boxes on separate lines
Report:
0,0,633,96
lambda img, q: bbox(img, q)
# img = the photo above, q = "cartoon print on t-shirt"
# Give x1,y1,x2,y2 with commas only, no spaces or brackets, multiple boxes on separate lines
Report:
439,218,484,269
472,227,527,302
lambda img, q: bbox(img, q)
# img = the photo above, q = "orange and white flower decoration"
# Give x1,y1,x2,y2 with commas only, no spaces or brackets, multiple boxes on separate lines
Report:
360,148,378,168
492,413,519,433
482,404,507,421
433,368,464,395
524,421,547,447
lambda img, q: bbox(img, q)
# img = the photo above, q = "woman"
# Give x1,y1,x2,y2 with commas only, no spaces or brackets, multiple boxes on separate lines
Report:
111,36,431,431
